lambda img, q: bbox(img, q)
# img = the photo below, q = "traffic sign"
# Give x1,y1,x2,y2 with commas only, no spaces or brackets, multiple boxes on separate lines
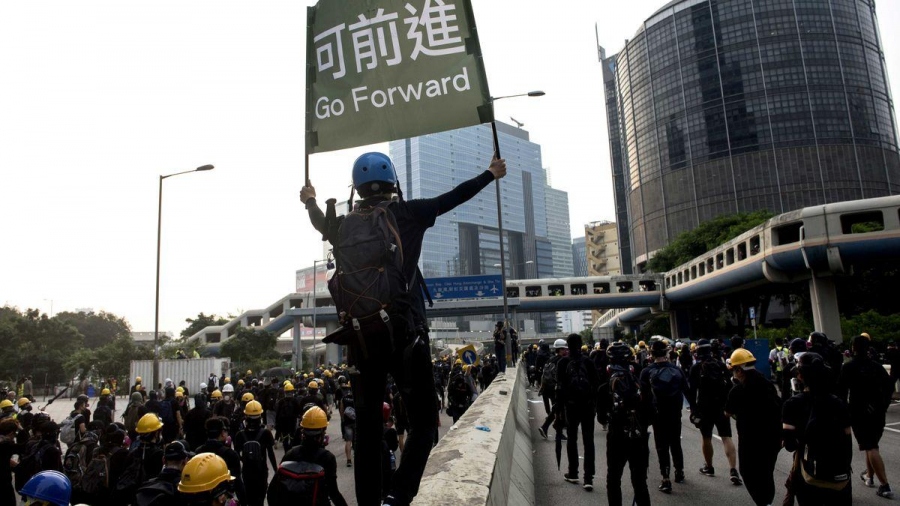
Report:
457,344,479,366
749,307,756,320
425,274,503,301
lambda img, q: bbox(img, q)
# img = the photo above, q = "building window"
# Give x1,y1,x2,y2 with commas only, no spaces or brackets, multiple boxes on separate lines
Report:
594,282,610,294
699,262,706,276
571,284,588,295
737,243,747,261
691,266,697,280
616,281,634,293
525,286,542,297
507,286,520,298
716,253,725,269
639,280,657,292
840,211,884,234
548,285,565,296
206,333,221,344
750,236,761,255
774,222,803,245
726,249,735,266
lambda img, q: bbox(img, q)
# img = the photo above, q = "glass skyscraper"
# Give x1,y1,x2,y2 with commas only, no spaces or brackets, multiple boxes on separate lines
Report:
603,0,899,270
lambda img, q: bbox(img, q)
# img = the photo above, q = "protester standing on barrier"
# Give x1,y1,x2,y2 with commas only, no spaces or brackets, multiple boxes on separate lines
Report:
493,321,508,374
300,152,506,506
724,349,782,506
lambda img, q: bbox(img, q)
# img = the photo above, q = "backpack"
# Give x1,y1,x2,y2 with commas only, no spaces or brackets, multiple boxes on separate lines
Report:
649,365,684,411
852,360,892,415
267,460,326,506
328,201,407,325
81,446,121,495
59,415,78,446
565,357,594,400
124,405,142,433
116,446,148,494
342,394,357,424
241,428,267,482
14,441,50,486
63,432,97,489
135,479,176,506
276,398,298,431
541,358,559,393
607,365,643,439
156,400,175,425
94,405,113,427
699,359,729,406
448,376,469,405
799,397,852,490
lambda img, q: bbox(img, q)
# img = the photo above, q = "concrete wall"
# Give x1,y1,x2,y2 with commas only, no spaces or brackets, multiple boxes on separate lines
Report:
414,364,533,506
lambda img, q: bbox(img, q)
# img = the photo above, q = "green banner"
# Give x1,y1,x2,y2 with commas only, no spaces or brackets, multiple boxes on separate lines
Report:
306,0,493,154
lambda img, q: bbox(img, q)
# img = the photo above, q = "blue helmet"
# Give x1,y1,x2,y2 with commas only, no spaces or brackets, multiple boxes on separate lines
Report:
352,152,398,190
19,471,71,506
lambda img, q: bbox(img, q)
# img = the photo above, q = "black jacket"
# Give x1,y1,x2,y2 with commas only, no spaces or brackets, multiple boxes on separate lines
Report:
556,351,600,405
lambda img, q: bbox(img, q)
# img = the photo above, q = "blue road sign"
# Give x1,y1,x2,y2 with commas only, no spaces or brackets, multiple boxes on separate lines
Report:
461,349,477,365
425,274,503,301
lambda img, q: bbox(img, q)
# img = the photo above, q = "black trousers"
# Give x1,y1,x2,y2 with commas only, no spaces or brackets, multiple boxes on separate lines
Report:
565,403,596,482
652,413,684,477
540,393,555,432
740,443,779,506
606,431,651,506
350,323,437,506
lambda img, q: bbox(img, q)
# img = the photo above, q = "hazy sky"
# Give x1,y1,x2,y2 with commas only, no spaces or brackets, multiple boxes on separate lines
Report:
2,1,899,337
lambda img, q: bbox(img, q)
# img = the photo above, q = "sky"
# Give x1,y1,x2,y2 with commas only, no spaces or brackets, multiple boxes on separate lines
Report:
1,0,899,337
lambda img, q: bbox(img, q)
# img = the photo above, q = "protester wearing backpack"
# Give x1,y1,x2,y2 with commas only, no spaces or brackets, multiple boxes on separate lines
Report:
185,394,212,452
598,342,650,506
83,424,129,506
301,152,506,506
0,418,17,504
135,440,191,506
783,352,853,505
234,401,277,506
123,392,148,441
94,393,114,428
339,383,357,468
446,370,473,424
273,407,349,506
555,333,600,491
724,349,783,506
177,452,236,506
65,421,102,504
688,339,740,484
838,335,894,498
116,414,165,504
639,339,689,493
196,416,245,504
537,339,568,441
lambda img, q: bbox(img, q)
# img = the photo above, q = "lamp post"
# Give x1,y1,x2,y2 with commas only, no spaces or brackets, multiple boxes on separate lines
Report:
487,91,544,332
153,164,215,389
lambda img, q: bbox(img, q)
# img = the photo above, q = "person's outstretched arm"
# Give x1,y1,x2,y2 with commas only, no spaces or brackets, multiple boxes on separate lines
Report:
408,157,507,220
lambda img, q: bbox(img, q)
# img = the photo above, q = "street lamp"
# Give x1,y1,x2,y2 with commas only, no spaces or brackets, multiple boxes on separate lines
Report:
153,164,215,389
485,91,545,333
311,257,332,369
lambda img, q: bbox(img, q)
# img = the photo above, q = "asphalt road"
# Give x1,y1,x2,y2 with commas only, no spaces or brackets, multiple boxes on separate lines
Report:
529,386,900,505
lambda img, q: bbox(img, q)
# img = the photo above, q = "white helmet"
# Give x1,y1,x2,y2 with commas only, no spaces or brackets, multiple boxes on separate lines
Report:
222,384,234,393
553,339,567,349
200,382,207,389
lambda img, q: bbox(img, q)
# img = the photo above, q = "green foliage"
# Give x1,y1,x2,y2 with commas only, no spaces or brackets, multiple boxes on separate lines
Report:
639,316,670,339
841,310,900,343
55,310,131,349
0,308,83,385
850,221,883,234
647,210,774,272
220,327,281,372
744,318,814,345
181,312,229,339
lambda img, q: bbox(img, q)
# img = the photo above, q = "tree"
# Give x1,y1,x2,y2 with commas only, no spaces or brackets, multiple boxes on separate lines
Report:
181,312,229,339
647,210,774,272
220,327,282,372
55,310,132,349
1,308,84,385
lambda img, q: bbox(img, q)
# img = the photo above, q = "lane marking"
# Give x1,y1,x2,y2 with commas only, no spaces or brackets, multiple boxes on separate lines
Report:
885,422,900,426
885,427,900,434
527,399,544,404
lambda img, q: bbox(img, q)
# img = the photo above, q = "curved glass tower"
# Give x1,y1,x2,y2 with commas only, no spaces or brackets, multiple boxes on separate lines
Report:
603,0,899,269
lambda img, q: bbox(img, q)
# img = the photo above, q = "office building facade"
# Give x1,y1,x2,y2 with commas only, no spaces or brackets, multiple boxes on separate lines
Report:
602,0,899,270
572,236,588,277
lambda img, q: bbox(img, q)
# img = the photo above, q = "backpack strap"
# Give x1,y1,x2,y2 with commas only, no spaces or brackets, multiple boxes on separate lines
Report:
416,266,433,308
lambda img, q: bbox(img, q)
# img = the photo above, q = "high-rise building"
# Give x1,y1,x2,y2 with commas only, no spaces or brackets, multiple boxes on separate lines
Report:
389,121,571,332
586,221,622,276
602,0,899,271
572,236,588,277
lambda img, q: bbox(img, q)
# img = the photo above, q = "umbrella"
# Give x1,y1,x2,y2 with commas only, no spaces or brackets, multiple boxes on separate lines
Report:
554,407,563,469
260,367,293,378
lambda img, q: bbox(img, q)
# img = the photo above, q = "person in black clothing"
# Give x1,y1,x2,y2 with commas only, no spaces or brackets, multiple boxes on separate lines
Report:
598,342,650,506
301,152,506,506
0,418,17,505
677,341,694,375
838,335,894,498
807,331,843,391
275,384,302,452
196,416,245,505
94,396,114,428
234,402,277,506
724,349,782,506
886,340,900,395
135,440,192,506
538,339,568,441
688,339,740,483
556,333,600,491
279,407,349,506
92,424,129,506
118,414,166,504
639,339,689,493
493,321,508,374
184,394,212,451
509,328,520,368
783,352,853,505
300,382,328,417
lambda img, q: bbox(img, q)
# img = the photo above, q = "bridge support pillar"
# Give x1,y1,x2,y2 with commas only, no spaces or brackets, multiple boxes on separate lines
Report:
669,309,691,340
325,320,341,365
809,277,843,344
292,316,302,371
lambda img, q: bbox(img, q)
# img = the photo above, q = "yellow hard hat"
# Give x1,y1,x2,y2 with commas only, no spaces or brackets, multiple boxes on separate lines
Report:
301,406,328,430
17,398,30,408
0,400,13,409
323,370,333,378
238,379,245,386
347,381,351,387
581,345,589,352
100,388,111,396
639,341,646,347
690,343,697,351
224,377,231,384
211,390,223,399
303,373,309,379
244,400,263,417
308,381,319,390
135,376,142,383
729,349,756,369
246,370,252,375
241,392,254,402
533,344,538,349
176,386,185,393
136,413,164,434
284,383,295,392
861,332,871,340
455,359,462,365
176,391,185,399
178,452,235,494
283,380,292,386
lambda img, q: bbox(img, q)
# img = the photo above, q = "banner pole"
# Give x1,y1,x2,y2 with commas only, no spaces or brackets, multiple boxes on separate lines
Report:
490,121,510,332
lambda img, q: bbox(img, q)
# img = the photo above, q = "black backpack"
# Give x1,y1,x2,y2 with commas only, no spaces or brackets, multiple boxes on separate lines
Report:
81,446,122,495
328,201,407,325
342,394,356,424
241,428,267,482
267,459,326,506
276,398,298,431
699,359,729,405
116,446,148,494
156,400,175,426
649,365,684,411
799,397,852,490
607,365,643,439
63,432,97,490
541,358,559,392
94,405,113,427
135,478,176,506
566,357,594,400
14,441,50,487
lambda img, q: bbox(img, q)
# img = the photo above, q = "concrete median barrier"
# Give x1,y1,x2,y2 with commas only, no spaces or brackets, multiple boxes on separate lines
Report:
414,363,533,506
